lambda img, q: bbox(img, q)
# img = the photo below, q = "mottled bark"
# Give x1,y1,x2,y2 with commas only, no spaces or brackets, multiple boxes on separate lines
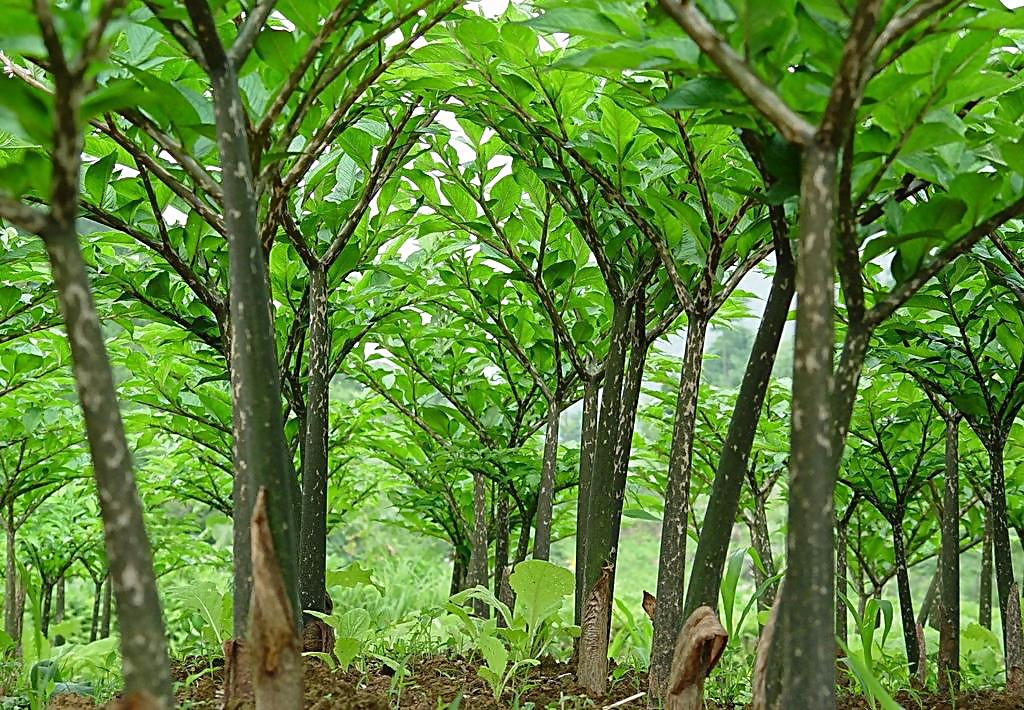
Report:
987,443,1020,669
533,399,560,561
184,0,300,636
299,265,330,619
981,509,993,629
574,372,601,625
494,490,512,610
746,495,777,611
576,304,629,692
650,315,710,699
101,575,111,638
937,416,960,696
42,198,172,708
90,578,103,643
892,521,919,678
3,511,18,640
776,142,838,709
40,583,53,638
683,238,794,619
468,471,489,615
836,521,849,644
53,577,65,646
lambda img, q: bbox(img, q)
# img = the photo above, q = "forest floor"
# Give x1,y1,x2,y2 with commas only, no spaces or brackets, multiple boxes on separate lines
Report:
43,657,1022,709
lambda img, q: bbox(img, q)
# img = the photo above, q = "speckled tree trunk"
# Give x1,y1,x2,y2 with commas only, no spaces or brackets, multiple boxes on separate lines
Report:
3,509,19,641
775,142,838,709
494,490,512,610
299,265,330,623
468,471,489,616
892,517,919,677
987,442,1024,696
574,372,601,626
938,414,961,695
981,509,993,629
649,313,710,699
184,1,300,640
533,399,560,561
43,201,174,707
0,9,176,700
577,303,630,692
681,213,794,626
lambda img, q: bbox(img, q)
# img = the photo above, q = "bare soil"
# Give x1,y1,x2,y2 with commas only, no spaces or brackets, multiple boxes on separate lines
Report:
44,658,1021,709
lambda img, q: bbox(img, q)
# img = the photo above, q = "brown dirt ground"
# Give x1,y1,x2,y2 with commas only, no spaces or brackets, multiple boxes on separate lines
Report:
45,658,1022,709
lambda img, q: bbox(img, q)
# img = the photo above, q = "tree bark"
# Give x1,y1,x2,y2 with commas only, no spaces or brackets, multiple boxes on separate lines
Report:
533,399,560,561
40,582,53,639
3,511,18,640
90,578,103,643
987,443,1020,661
468,471,489,615
981,508,993,629
299,265,330,620
184,1,301,639
577,303,630,692
937,415,961,696
776,142,838,710
892,520,919,678
650,314,710,699
747,490,777,612
101,574,111,638
683,240,794,619
41,222,172,706
494,489,512,610
574,371,601,625
53,577,65,646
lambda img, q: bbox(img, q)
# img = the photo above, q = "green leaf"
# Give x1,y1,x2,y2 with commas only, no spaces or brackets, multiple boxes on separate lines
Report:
599,96,640,162
521,9,624,42
508,559,574,635
327,562,384,594
84,152,117,205
659,78,745,111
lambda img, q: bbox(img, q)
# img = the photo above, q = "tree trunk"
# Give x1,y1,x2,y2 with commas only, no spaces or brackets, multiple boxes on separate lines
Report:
3,513,18,640
892,521,919,678
450,552,467,596
101,574,111,638
747,491,777,611
682,239,794,619
533,398,560,561
917,567,939,631
575,372,601,625
577,303,630,692
41,211,172,706
184,3,300,638
981,508,993,629
468,471,489,615
494,489,512,610
299,265,330,621
937,417,960,696
40,582,53,639
987,443,1021,669
836,517,850,644
650,314,710,700
53,577,65,646
90,578,103,643
776,142,838,709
